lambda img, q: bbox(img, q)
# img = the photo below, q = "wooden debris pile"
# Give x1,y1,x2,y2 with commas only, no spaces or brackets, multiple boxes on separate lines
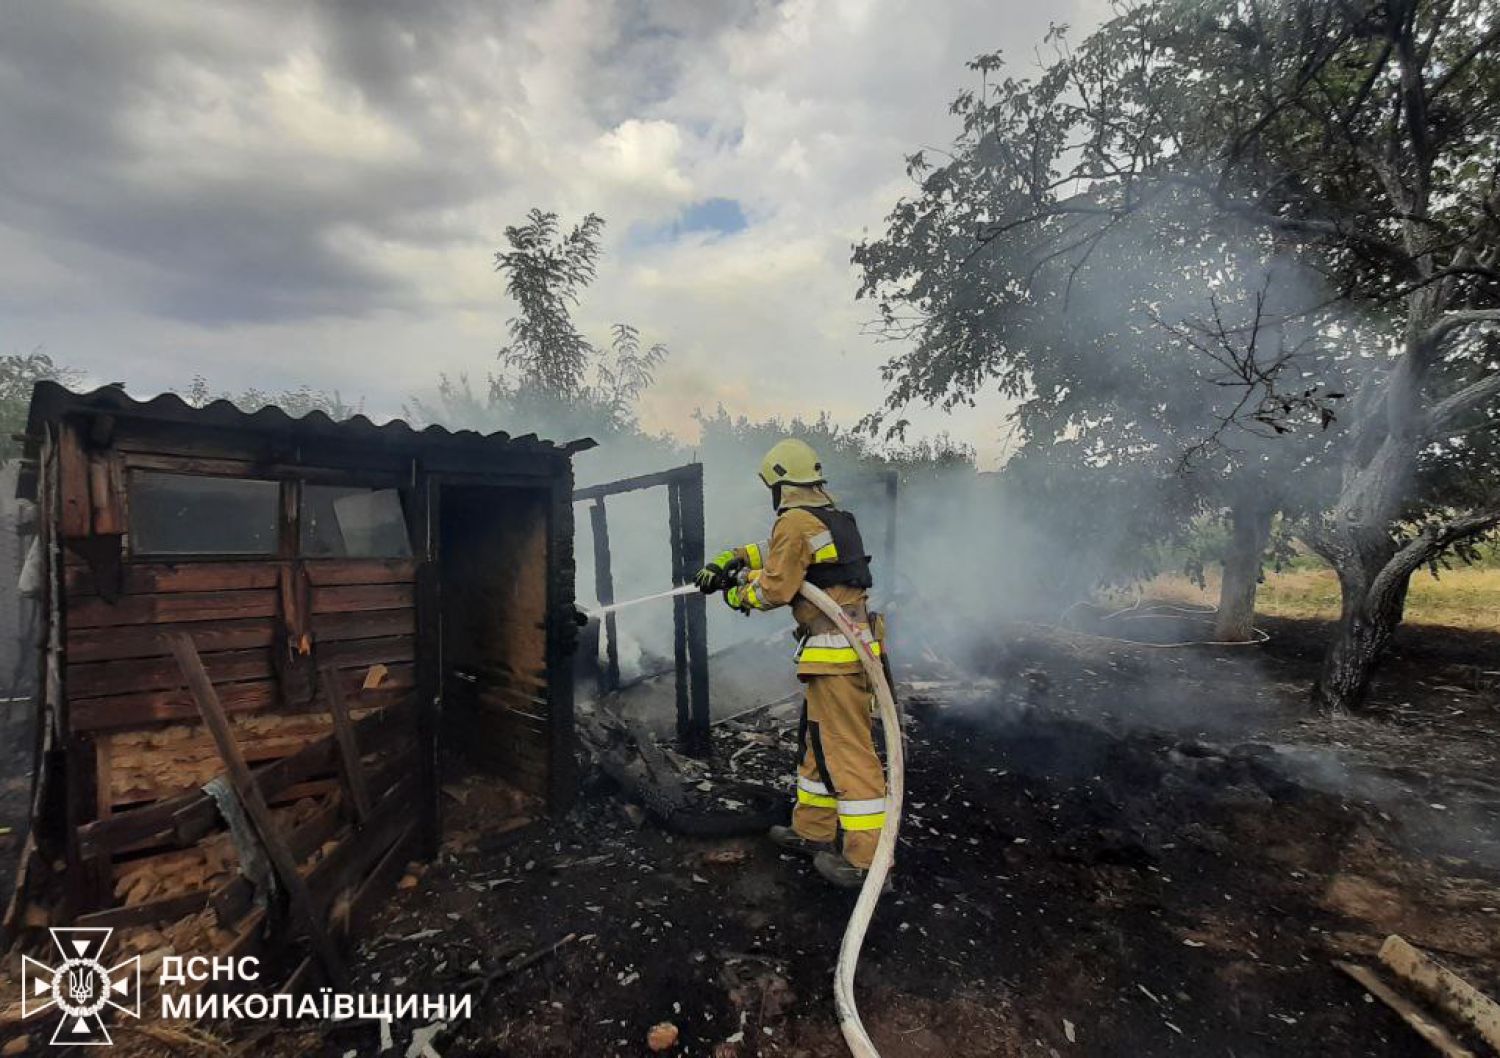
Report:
576,703,786,837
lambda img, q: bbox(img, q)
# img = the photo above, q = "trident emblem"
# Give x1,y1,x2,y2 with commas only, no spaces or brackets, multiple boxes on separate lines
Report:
20,926,140,1046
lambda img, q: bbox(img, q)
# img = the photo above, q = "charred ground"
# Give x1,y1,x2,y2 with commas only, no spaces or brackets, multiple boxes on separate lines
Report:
213,616,1500,1058
1,617,1494,1056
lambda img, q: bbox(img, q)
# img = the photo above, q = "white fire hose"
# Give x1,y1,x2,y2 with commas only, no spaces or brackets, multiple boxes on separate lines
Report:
795,581,904,1058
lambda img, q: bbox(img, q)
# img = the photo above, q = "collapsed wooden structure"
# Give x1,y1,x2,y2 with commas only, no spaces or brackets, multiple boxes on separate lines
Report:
5,382,590,988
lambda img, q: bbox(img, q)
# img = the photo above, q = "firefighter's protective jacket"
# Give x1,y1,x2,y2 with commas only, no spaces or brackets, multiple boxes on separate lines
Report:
729,484,881,677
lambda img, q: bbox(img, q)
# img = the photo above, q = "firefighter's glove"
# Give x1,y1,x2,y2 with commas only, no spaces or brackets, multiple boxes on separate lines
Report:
694,549,741,594
724,583,754,614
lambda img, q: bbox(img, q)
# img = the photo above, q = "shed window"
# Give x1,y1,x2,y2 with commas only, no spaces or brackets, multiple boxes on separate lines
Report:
129,472,279,556
301,486,411,558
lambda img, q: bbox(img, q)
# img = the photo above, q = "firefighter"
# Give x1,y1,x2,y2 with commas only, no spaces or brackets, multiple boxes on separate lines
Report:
695,439,888,890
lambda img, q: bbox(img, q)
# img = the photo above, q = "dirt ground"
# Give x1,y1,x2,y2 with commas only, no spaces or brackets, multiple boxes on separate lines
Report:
214,615,1500,1058
6,616,1500,1056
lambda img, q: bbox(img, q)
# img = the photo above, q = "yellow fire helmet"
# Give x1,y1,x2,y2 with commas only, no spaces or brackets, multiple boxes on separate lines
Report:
758,438,825,488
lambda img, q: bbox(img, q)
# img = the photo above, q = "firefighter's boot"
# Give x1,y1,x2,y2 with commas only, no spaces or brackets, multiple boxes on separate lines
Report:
813,851,893,893
768,824,832,858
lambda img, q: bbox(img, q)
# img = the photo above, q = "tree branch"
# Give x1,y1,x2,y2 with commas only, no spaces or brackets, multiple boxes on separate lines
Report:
1370,506,1500,611
1425,371,1500,436
1421,308,1500,349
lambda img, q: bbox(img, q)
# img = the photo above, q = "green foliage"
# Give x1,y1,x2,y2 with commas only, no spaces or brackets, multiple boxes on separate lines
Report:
410,210,671,443
855,0,1500,587
591,324,669,424
0,351,77,461
693,405,974,486
179,375,364,420
494,209,605,402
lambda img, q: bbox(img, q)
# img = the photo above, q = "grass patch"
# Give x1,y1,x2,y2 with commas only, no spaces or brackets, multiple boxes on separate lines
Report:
1144,565,1500,631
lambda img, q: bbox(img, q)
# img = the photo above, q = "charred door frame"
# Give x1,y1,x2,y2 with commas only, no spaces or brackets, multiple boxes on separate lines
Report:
572,463,710,756
423,468,579,838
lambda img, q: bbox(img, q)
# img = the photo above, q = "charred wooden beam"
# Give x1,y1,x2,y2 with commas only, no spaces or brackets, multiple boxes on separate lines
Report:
668,481,690,745
321,665,373,823
170,633,347,987
572,464,701,502
546,470,580,815
77,696,413,856
588,499,620,695
676,464,711,756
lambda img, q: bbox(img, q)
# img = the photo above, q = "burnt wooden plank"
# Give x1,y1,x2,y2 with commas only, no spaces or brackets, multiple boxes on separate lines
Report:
668,481,690,745
571,463,699,502
66,562,281,597
71,665,415,732
170,634,347,986
59,421,91,537
78,703,415,855
112,419,415,476
346,822,417,941
69,647,274,697
121,453,265,478
89,455,126,536
303,559,418,586
71,679,278,732
310,583,414,614
547,469,580,815
70,589,278,629
475,678,548,707
311,610,414,642
588,499,621,695
72,889,208,930
321,666,372,823
676,462,711,754
305,776,414,919
67,617,276,663
485,712,551,744
316,635,415,669
413,488,441,861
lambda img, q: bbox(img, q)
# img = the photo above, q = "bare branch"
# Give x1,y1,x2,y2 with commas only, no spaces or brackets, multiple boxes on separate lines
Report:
1422,308,1500,349
1425,371,1500,436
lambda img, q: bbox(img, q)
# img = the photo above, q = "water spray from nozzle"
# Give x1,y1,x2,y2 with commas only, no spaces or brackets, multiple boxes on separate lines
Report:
583,583,700,620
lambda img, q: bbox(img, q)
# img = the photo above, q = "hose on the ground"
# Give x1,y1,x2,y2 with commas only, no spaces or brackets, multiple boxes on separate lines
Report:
1050,593,1270,648
795,582,903,1058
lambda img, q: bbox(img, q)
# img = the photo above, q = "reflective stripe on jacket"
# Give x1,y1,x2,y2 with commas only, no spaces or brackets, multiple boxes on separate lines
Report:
729,496,878,676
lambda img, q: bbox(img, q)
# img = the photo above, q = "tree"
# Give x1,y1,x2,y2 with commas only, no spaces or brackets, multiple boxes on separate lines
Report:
0,351,77,462
410,210,669,442
856,134,1347,640
856,0,1500,708
494,209,607,404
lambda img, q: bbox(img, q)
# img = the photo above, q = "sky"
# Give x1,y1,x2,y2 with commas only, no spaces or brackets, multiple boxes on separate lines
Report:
0,0,1112,466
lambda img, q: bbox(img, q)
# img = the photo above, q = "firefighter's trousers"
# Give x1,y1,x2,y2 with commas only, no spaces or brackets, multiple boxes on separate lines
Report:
791,670,887,869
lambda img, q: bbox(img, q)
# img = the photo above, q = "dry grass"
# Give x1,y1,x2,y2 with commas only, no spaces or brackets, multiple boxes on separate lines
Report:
1143,566,1500,631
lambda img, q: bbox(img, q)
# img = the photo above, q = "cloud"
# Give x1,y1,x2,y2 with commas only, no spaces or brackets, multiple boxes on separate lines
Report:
0,0,1112,464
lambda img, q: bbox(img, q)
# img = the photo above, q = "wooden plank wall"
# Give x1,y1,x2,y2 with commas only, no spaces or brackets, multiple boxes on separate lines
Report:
68,557,418,813
43,413,424,819
7,408,574,988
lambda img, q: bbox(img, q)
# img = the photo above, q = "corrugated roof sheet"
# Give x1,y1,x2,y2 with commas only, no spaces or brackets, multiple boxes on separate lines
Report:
24,381,596,457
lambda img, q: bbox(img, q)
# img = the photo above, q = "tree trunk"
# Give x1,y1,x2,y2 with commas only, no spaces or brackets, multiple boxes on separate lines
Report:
1214,499,1274,641
1312,551,1409,712
1310,504,1416,713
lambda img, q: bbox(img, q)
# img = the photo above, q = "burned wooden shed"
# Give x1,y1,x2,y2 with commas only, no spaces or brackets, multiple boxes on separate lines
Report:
6,382,590,986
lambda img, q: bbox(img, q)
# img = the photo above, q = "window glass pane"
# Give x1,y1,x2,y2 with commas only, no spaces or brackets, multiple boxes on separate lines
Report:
300,486,411,558
129,472,280,556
